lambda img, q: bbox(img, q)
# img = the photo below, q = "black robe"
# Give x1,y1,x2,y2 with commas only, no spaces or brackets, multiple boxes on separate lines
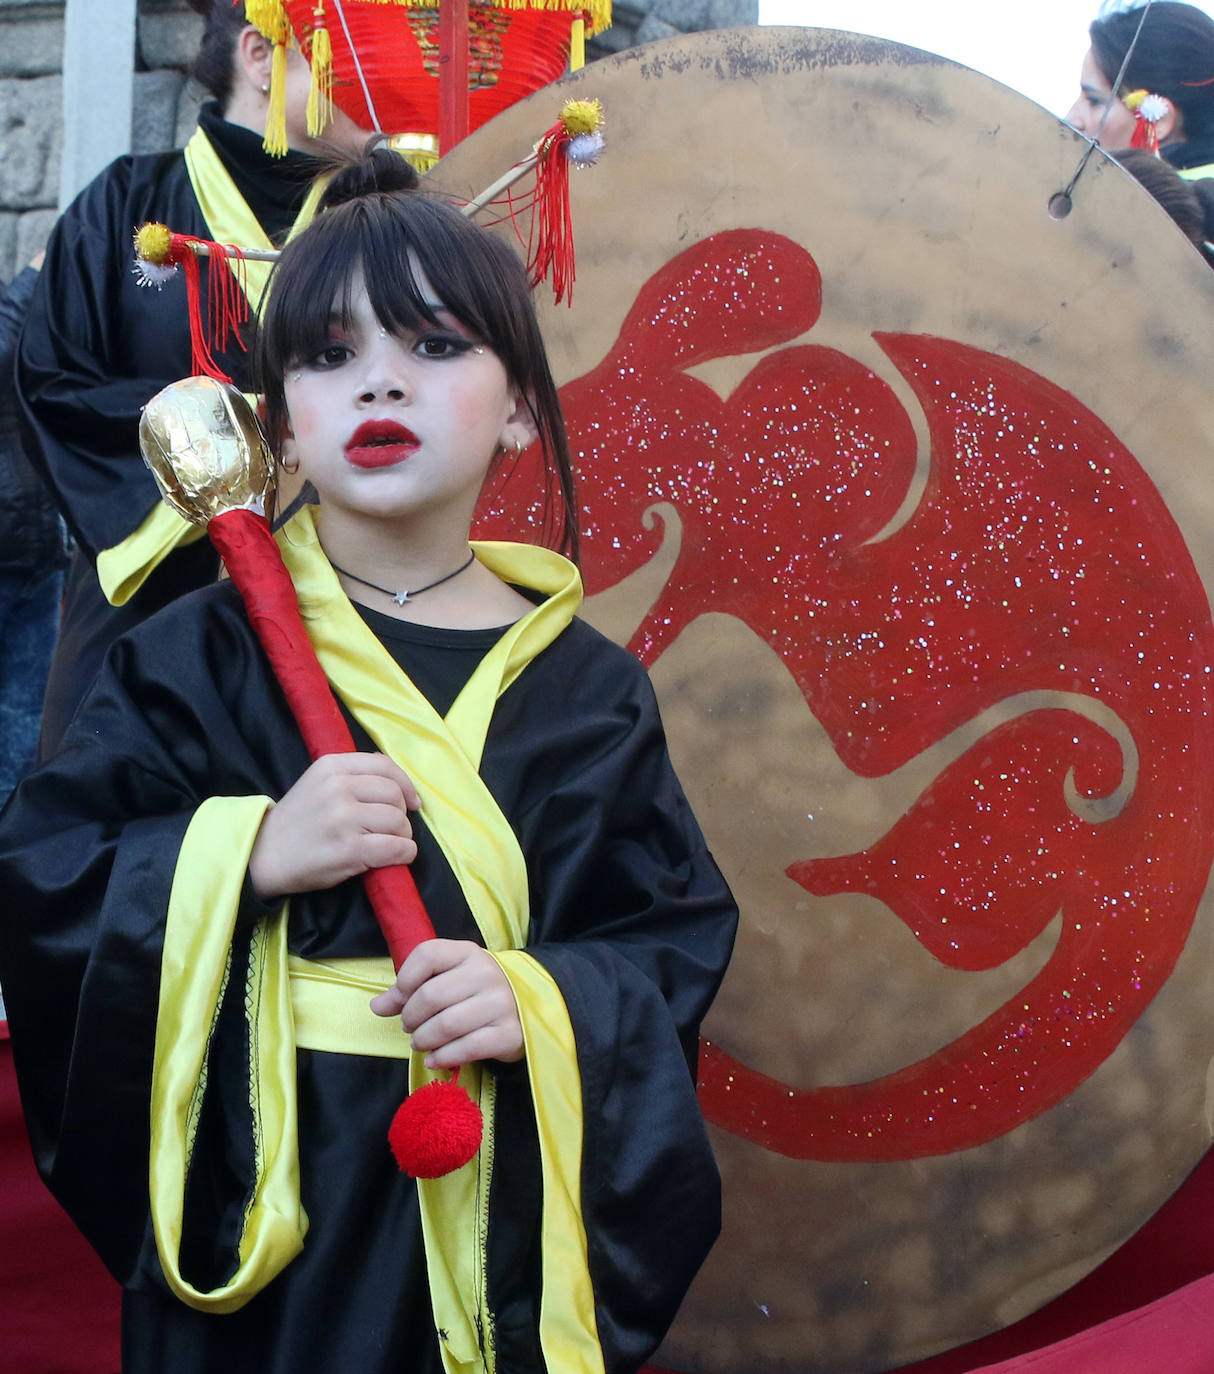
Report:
0,562,736,1374
16,107,321,751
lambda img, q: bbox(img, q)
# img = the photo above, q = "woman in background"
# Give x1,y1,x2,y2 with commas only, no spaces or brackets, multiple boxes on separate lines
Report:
1066,1,1214,174
17,0,370,752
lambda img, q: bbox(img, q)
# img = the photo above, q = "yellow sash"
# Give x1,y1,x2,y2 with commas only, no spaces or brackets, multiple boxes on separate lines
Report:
150,796,305,1314
151,513,606,1374
98,126,325,607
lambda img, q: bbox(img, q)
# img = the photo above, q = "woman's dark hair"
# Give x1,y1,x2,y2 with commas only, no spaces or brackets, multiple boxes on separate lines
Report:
254,146,579,561
1090,2,1214,144
191,0,248,108
1111,148,1214,267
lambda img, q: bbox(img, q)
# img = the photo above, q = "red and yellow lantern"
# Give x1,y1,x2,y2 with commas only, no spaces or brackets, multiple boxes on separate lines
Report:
247,0,611,159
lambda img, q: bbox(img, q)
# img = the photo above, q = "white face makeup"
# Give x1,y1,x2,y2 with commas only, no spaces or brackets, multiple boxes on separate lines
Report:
278,268,533,545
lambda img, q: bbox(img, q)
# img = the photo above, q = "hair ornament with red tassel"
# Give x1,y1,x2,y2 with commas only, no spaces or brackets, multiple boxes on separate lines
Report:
1125,88,1171,154
525,97,604,303
132,222,260,383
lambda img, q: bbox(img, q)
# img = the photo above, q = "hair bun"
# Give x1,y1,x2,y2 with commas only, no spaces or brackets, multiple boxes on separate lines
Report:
319,143,421,211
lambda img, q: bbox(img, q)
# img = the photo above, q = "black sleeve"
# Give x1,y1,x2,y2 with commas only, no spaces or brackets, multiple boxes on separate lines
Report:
0,591,285,1280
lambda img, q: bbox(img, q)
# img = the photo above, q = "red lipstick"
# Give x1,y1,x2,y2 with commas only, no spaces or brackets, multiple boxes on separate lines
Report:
345,419,420,468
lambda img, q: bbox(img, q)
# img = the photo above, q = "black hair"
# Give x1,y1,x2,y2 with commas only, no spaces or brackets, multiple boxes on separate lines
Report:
1192,175,1214,266
1111,148,1214,268
253,146,579,562
191,1,248,108
1090,2,1214,144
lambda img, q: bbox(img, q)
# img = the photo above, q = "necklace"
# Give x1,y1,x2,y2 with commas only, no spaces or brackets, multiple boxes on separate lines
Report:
328,549,476,606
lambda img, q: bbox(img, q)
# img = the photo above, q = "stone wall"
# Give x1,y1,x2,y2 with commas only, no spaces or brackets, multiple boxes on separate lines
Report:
0,0,757,283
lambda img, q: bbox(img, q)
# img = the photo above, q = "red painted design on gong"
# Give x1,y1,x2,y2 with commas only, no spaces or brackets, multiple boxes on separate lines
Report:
475,228,1214,1161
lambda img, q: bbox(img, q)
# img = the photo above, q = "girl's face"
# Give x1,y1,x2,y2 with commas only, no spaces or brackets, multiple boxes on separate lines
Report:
1066,47,1138,148
280,267,536,538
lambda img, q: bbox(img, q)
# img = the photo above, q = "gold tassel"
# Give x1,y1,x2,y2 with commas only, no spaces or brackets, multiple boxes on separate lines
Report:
245,0,286,34
306,3,334,138
389,132,440,173
265,36,289,156
488,0,611,35
569,16,585,71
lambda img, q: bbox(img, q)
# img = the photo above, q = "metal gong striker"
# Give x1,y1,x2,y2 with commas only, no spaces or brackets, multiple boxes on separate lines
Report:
429,25,1214,1374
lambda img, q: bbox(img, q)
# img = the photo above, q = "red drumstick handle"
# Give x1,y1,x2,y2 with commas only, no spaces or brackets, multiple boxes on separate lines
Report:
208,507,433,967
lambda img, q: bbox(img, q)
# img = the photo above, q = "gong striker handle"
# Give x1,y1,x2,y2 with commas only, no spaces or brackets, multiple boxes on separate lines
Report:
207,507,433,969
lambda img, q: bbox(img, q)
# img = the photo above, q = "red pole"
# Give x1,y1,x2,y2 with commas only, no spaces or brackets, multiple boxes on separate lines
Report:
438,0,470,154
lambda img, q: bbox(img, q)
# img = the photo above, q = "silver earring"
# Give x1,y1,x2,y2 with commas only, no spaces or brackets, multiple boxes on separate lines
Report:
261,83,270,94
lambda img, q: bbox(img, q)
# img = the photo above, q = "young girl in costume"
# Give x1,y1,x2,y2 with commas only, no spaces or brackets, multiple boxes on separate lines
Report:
0,151,737,1374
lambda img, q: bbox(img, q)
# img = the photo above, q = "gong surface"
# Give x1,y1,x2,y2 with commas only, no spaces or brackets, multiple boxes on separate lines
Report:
430,27,1214,1373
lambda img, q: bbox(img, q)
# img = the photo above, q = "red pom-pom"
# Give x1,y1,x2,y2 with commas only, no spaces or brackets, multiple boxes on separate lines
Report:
388,1079,483,1178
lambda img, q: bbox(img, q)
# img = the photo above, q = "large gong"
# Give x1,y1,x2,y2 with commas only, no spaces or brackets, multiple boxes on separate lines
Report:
430,25,1214,1373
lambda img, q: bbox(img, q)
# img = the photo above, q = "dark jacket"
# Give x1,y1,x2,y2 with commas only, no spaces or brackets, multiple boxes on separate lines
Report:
0,266,66,576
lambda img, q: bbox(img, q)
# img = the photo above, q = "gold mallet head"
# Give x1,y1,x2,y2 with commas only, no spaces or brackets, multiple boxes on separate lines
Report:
140,375,274,526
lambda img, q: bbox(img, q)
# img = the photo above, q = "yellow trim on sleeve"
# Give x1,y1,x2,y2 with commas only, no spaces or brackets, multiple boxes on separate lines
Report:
150,795,307,1313
494,951,605,1374
96,502,207,606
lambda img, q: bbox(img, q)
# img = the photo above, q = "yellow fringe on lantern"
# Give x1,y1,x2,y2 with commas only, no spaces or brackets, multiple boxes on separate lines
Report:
569,16,585,70
265,37,289,156
487,0,611,37
246,0,292,157
348,0,610,37
389,132,441,173
245,0,289,35
305,3,334,138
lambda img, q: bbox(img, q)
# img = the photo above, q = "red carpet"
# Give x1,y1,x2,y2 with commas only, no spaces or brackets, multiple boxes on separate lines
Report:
0,1023,121,1374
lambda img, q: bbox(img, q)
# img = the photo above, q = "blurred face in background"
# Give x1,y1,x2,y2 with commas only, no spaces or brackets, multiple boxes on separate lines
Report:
1066,47,1138,148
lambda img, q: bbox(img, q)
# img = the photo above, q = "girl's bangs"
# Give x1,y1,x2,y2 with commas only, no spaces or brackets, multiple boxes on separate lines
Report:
267,199,510,370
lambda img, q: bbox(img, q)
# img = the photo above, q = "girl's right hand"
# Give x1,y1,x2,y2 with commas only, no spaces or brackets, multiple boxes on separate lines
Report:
249,753,420,900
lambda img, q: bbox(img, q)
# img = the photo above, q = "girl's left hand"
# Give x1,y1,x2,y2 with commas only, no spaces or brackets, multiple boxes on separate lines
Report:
370,939,524,1069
